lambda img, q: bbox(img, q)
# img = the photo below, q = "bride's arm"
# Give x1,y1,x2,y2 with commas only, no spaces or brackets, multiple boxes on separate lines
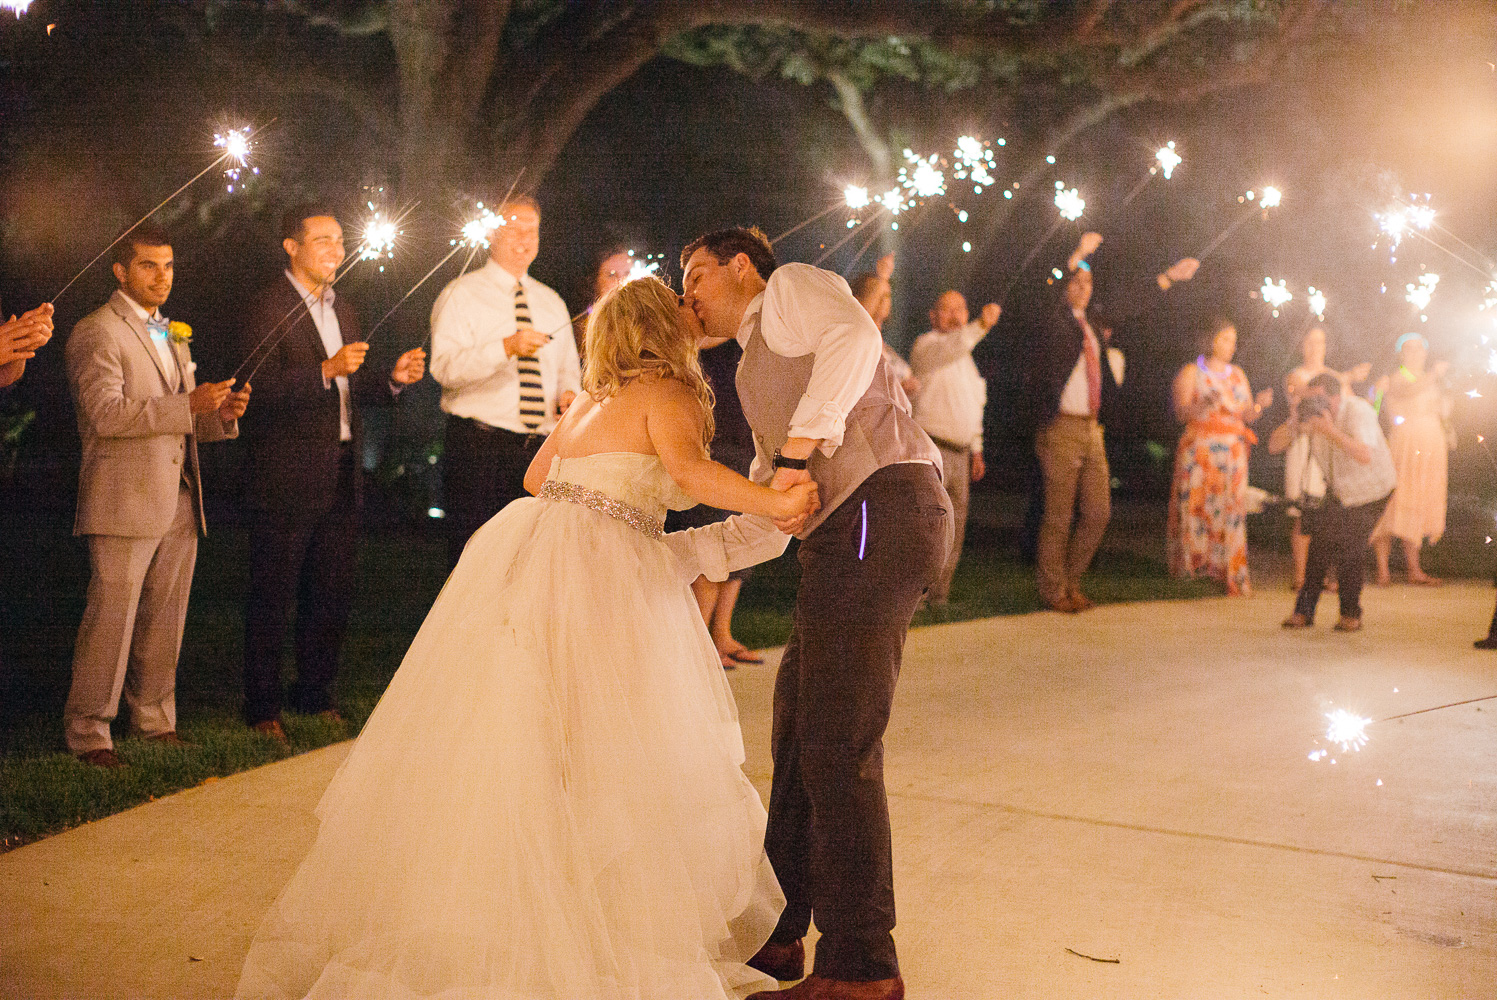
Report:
648,381,815,520
663,514,790,584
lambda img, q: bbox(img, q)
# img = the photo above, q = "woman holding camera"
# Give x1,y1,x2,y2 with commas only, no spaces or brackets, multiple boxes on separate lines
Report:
1167,319,1272,595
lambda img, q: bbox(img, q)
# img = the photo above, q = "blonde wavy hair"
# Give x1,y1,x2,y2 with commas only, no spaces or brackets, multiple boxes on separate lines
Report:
584,276,715,448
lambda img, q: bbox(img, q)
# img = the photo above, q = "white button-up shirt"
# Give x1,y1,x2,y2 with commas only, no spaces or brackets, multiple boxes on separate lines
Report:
120,291,179,392
910,320,987,452
285,271,352,442
429,260,581,434
733,263,881,456
1057,307,1099,418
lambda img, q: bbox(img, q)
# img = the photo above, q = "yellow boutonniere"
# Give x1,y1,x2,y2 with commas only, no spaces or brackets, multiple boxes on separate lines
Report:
167,321,192,345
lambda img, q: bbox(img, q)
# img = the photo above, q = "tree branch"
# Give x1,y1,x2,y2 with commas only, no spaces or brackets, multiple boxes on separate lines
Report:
827,71,892,178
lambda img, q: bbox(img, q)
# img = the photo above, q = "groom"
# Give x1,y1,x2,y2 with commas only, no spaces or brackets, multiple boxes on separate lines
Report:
683,227,951,1000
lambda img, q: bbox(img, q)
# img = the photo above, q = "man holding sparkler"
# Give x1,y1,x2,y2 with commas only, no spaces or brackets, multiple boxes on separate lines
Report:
62,224,249,766
1274,373,1395,632
237,204,426,742
910,290,1000,606
682,226,949,1000
429,194,581,570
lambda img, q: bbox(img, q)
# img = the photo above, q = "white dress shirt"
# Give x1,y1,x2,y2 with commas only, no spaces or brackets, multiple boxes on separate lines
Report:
429,260,581,434
119,292,179,391
910,320,987,452
733,263,881,456
1057,307,1099,418
285,271,352,442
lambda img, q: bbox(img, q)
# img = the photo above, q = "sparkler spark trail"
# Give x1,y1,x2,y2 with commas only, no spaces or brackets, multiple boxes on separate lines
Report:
52,117,275,303
952,135,997,192
1260,277,1293,317
2,1,33,16
769,202,844,245
1405,272,1440,313
1196,184,1284,263
214,128,258,193
812,207,887,267
1307,286,1327,320
1155,142,1181,180
1258,186,1283,209
898,149,946,200
1324,709,1372,752
1053,183,1085,221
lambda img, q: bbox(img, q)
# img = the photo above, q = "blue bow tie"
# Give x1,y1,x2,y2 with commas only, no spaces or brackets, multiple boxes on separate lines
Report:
146,316,171,340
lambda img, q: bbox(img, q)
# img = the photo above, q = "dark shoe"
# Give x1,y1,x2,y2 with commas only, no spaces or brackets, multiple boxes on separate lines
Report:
253,719,289,744
749,974,905,1000
78,748,125,769
1474,636,1497,650
748,938,805,982
145,731,195,748
1333,616,1363,632
1068,590,1096,612
1281,613,1312,629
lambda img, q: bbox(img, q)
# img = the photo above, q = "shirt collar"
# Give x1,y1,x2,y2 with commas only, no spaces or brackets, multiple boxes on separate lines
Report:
118,291,160,324
285,270,335,309
736,292,766,343
484,259,526,289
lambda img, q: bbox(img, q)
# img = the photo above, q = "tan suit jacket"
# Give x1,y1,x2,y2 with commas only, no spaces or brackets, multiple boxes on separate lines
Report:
65,289,236,538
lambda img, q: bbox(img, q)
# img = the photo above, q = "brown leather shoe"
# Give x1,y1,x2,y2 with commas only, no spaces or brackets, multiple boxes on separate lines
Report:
78,748,125,769
253,719,289,744
749,974,904,1000
146,731,194,748
1333,616,1362,632
748,938,805,982
1281,613,1312,629
1068,589,1096,611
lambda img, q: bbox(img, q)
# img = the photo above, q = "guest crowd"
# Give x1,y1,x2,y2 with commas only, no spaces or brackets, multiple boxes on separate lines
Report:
0,196,1479,769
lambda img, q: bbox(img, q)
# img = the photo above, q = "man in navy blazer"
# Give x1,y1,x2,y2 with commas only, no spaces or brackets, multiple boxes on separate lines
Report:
237,203,425,740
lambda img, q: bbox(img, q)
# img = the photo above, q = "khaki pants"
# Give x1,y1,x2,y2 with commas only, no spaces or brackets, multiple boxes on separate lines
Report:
930,444,970,602
65,486,198,753
1035,414,1110,604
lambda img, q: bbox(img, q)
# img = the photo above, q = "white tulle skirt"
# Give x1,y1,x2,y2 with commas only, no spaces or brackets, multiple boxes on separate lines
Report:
235,496,783,1000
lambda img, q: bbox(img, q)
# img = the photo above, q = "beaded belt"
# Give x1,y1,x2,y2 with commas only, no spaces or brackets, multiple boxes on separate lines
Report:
537,480,663,539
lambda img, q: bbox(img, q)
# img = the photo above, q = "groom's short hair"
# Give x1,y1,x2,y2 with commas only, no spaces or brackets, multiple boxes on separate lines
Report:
681,227,777,281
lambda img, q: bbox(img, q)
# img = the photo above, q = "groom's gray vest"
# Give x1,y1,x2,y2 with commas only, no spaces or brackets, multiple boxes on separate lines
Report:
736,294,941,539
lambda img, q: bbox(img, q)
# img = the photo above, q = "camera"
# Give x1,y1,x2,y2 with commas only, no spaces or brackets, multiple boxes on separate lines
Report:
1295,393,1332,422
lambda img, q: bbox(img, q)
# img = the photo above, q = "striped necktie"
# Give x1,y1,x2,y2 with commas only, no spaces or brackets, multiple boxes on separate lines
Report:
514,282,545,431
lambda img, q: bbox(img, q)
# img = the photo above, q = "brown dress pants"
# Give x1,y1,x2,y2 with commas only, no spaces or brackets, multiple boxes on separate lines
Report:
1035,414,1111,604
764,462,952,981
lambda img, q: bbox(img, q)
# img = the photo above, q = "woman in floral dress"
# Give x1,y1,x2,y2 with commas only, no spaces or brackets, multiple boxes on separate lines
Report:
1167,320,1273,595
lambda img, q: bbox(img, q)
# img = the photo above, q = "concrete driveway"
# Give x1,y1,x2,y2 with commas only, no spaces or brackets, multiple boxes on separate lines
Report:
3,582,1493,998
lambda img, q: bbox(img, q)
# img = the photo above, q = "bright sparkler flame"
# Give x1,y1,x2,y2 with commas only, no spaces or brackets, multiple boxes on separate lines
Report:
213,127,257,193
1324,709,1371,752
1053,183,1085,221
878,187,909,215
1260,277,1293,317
844,185,870,210
1154,142,1181,179
1,0,33,16
455,204,505,248
1480,280,1497,312
358,212,400,264
898,149,946,199
1259,186,1283,209
953,135,997,191
1405,272,1440,312
1307,286,1327,320
624,251,661,284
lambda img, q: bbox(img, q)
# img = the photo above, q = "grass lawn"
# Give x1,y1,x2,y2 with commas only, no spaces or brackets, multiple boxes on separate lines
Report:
0,519,1218,851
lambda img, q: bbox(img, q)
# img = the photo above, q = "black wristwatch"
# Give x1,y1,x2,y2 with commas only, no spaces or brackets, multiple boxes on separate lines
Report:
772,449,809,471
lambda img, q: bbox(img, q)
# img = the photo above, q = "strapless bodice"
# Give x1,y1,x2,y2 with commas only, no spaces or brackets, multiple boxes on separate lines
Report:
543,453,696,530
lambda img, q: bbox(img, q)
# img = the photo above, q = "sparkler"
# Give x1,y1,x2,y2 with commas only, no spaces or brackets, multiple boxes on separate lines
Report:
52,118,274,303
898,148,946,201
1311,692,1497,762
2,1,33,16
812,207,888,267
1118,141,1183,210
1196,184,1284,263
1053,182,1085,221
843,185,870,210
952,135,997,193
1307,286,1327,320
214,128,258,193
1405,272,1439,316
1259,278,1293,317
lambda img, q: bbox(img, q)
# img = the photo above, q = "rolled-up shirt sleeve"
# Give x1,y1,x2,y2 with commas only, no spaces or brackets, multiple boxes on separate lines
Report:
758,264,881,455
662,514,791,584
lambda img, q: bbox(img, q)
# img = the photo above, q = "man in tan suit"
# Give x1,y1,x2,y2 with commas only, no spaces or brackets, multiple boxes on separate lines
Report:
63,223,250,767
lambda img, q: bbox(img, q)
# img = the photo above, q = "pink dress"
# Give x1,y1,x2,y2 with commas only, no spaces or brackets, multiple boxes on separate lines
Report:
1373,375,1447,545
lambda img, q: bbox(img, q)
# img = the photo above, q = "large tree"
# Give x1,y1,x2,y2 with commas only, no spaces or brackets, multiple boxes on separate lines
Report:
211,0,1338,200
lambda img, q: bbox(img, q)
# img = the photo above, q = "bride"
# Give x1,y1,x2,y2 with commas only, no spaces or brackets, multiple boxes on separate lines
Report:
236,276,818,1000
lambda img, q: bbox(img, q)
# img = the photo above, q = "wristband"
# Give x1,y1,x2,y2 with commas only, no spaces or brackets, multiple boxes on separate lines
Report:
772,449,809,471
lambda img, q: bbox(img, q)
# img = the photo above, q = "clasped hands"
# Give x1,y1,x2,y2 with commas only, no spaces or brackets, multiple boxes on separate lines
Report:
768,436,822,533
189,379,252,420
0,303,55,365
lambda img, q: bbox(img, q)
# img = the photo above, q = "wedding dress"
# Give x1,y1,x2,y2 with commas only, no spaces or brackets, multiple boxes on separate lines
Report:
236,452,783,1000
